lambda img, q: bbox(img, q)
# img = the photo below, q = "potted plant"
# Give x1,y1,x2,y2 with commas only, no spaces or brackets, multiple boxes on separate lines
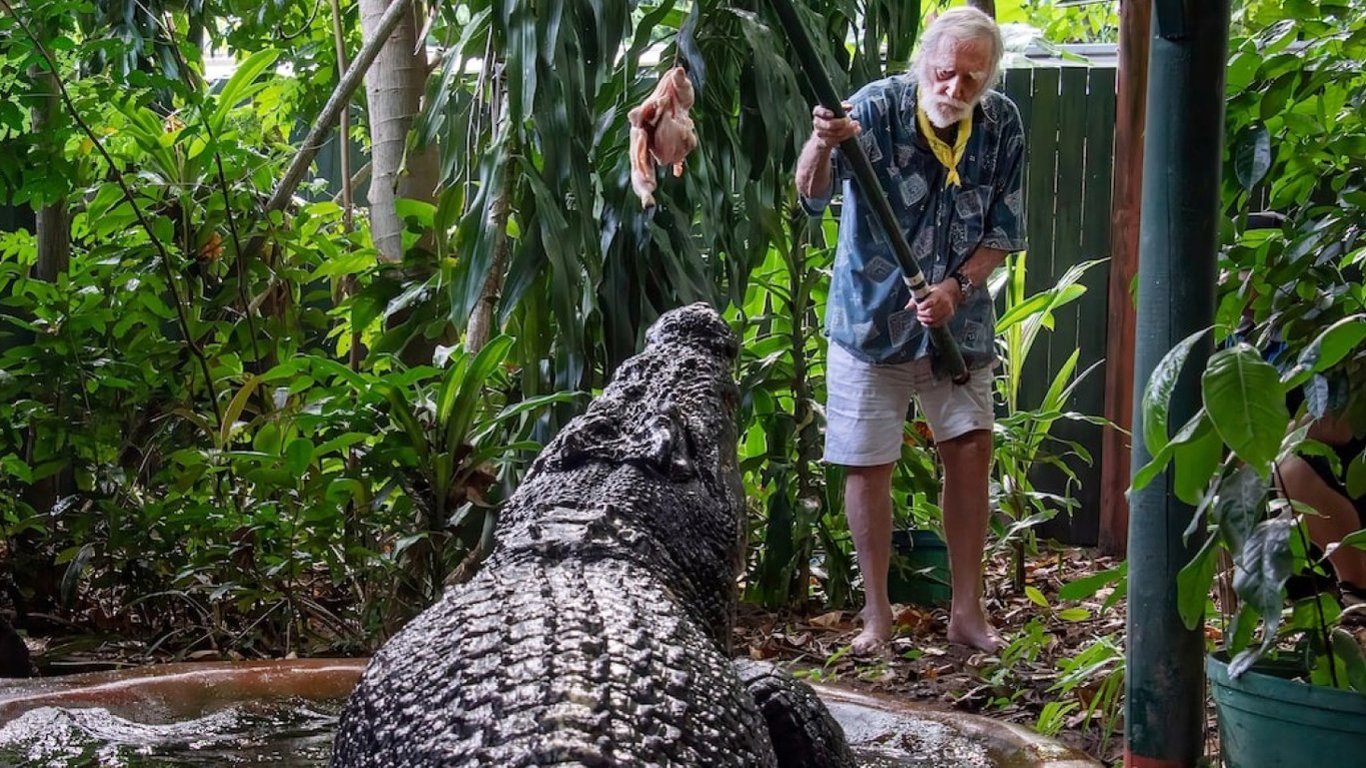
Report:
1134,311,1366,767
1131,6,1366,764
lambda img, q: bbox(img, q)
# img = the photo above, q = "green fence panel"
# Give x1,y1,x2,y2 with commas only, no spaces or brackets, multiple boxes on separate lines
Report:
1002,63,1117,546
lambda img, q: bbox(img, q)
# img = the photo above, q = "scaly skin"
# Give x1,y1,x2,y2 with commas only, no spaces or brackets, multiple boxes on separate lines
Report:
332,304,853,768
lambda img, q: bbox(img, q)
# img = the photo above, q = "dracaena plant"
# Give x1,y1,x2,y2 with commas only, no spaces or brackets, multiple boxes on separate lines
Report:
989,252,1108,591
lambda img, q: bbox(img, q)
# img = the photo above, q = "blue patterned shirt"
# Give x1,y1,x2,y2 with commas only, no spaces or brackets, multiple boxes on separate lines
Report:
803,75,1027,372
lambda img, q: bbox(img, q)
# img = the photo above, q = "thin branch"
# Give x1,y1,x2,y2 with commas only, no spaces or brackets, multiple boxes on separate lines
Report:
1,0,224,430
261,0,417,221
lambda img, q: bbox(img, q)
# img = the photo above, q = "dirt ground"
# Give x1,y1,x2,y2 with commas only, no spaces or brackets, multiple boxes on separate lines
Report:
736,547,1148,767
736,545,1366,767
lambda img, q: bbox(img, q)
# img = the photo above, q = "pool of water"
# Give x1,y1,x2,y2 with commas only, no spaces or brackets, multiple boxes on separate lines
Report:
0,698,989,768
0,661,1094,768
0,699,338,767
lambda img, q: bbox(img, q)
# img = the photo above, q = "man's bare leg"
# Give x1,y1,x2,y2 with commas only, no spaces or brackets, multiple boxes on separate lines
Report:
845,462,895,653
938,429,1004,652
1278,455,1366,587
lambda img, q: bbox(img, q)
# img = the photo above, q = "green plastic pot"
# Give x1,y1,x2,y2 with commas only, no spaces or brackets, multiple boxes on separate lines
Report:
887,529,951,607
1207,652,1366,768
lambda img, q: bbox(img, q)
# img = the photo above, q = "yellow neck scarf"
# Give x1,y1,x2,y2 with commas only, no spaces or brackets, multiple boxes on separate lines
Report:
916,104,972,188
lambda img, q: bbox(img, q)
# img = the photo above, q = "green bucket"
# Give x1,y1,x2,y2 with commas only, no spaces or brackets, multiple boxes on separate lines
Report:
1207,652,1366,768
887,529,951,607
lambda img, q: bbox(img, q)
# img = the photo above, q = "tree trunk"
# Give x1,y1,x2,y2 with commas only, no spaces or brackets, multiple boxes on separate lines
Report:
31,66,68,282
359,0,439,262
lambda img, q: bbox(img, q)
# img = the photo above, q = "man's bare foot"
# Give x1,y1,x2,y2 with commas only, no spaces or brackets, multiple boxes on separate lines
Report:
947,614,1005,653
851,605,892,655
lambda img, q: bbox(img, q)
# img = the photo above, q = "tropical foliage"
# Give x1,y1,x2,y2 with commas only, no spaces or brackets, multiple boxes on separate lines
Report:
0,0,948,656
1134,0,1366,686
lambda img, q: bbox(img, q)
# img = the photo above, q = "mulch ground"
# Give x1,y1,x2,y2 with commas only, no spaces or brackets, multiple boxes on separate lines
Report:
736,547,1138,767
736,545,1366,767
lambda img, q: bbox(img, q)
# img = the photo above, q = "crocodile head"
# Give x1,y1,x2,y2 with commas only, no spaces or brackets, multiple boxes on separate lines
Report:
497,302,744,649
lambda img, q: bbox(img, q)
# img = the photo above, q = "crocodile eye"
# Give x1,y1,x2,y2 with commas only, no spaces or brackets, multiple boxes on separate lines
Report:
635,413,696,480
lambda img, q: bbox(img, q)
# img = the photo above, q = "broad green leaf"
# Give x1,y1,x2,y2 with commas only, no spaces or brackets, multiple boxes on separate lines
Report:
1057,608,1091,622
1058,567,1123,601
1284,314,1366,387
1212,464,1269,559
284,438,314,477
1142,328,1211,457
1177,536,1219,630
1132,407,1212,493
1332,628,1366,693
1341,529,1366,552
220,376,263,446
444,335,515,453
380,385,429,461
212,49,279,129
1172,412,1221,506
1229,514,1295,676
253,423,282,455
1202,345,1288,477
1025,585,1049,608
1234,124,1271,191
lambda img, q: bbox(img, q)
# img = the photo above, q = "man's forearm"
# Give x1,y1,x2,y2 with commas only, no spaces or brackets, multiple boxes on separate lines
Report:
958,246,1009,289
796,136,835,200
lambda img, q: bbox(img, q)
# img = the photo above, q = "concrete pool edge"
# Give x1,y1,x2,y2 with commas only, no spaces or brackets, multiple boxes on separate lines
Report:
1,658,1101,767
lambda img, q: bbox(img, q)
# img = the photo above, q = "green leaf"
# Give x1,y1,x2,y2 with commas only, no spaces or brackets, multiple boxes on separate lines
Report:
1132,407,1212,494
1142,328,1211,457
1344,452,1366,500
1177,536,1219,630
1235,124,1271,191
212,49,279,129
1340,528,1366,552
1058,566,1124,601
1056,607,1091,622
1202,345,1289,477
220,376,263,446
60,543,95,606
1212,464,1269,559
253,422,282,455
1332,628,1366,693
1172,415,1222,506
1024,585,1049,608
284,438,314,477
443,335,515,453
1229,515,1295,676
1287,314,1366,385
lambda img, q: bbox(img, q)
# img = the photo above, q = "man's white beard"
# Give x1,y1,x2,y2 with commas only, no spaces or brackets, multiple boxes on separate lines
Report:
921,91,972,128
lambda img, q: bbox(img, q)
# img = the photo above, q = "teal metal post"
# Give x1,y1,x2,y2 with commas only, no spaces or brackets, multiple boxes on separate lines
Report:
1125,2,1231,767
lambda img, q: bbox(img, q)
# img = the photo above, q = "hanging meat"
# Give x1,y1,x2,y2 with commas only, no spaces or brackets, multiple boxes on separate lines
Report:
628,66,698,208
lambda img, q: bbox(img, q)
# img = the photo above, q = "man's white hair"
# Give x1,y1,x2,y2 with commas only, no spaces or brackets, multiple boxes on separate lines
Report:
911,7,1005,88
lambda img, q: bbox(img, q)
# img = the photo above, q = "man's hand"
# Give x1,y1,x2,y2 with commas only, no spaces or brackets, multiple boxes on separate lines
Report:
812,103,860,150
906,280,963,328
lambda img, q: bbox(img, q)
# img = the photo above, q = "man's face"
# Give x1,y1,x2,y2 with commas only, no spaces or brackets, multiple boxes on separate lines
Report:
919,36,993,128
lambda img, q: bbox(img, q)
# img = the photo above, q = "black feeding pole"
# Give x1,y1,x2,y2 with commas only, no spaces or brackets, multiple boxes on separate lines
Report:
1126,1,1232,766
766,0,971,385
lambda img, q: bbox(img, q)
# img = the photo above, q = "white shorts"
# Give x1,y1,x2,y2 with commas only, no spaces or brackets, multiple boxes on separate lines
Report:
823,343,995,467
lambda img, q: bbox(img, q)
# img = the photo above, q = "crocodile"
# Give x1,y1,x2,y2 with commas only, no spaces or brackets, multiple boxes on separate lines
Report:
332,302,855,767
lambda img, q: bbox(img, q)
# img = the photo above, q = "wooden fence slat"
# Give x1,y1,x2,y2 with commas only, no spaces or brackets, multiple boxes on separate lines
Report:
1032,66,1095,544
1068,65,1119,546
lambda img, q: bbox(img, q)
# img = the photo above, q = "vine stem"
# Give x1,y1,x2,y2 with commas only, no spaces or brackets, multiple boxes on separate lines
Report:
1,0,224,431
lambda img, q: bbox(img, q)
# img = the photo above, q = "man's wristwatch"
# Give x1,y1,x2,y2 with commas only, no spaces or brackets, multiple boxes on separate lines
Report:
951,269,975,303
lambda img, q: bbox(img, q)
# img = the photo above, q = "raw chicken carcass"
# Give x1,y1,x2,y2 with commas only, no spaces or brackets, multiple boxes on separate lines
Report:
628,66,698,208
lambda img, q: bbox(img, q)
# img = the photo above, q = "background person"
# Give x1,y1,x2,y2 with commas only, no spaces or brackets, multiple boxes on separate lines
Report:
795,7,1026,653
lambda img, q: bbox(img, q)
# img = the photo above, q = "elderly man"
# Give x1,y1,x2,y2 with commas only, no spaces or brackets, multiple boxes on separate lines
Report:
796,7,1025,653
